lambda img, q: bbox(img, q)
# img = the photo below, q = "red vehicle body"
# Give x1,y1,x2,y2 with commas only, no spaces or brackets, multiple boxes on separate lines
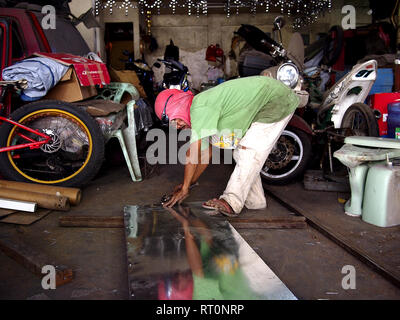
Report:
0,8,54,153
0,7,91,109
0,6,94,150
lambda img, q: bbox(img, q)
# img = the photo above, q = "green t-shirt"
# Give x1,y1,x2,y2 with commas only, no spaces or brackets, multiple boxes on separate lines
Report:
192,239,260,300
190,76,299,147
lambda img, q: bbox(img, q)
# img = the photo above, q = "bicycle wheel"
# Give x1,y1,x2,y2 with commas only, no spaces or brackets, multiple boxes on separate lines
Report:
0,100,105,187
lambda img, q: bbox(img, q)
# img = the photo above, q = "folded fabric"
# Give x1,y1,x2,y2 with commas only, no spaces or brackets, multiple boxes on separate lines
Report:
2,57,69,101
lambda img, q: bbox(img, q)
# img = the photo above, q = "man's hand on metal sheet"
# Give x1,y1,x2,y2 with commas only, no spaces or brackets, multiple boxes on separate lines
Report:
163,187,190,208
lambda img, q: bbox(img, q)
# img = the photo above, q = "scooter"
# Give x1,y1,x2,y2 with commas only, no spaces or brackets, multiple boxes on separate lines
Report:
310,60,379,136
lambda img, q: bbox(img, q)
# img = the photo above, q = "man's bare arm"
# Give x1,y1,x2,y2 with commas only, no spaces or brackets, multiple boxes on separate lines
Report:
164,140,202,207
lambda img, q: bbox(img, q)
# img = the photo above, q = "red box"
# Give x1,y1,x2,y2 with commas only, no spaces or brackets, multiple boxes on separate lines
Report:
370,93,400,136
34,52,110,86
32,52,110,102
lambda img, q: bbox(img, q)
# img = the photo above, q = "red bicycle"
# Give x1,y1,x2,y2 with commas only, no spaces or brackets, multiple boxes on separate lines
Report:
0,80,105,187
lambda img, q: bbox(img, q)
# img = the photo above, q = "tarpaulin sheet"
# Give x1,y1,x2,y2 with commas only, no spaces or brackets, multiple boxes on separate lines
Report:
2,57,69,101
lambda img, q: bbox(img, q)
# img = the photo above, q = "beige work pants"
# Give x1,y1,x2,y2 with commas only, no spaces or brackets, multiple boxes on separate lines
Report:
220,113,294,214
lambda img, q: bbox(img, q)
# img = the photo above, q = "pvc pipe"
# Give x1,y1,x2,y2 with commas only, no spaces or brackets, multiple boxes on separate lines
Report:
0,198,37,213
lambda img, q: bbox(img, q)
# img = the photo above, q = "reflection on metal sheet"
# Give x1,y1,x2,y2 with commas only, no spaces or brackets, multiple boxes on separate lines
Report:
124,202,297,300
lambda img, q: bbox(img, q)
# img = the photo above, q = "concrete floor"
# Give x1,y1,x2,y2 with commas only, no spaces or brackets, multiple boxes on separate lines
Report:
0,154,399,300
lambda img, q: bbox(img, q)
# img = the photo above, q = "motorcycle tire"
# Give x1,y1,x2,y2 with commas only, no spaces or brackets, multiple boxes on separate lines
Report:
261,128,312,185
341,103,379,137
322,25,344,67
0,100,105,187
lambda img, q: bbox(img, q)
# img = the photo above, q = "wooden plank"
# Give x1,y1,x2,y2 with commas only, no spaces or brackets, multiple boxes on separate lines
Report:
0,237,73,287
59,215,124,228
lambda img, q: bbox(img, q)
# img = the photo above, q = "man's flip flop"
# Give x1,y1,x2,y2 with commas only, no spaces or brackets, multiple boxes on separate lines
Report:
202,198,238,217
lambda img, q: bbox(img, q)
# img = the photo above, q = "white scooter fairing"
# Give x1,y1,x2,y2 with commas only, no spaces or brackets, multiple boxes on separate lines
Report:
321,60,377,128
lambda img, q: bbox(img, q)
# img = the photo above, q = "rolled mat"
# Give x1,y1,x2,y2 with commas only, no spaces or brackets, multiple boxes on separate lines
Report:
0,180,81,205
0,187,70,211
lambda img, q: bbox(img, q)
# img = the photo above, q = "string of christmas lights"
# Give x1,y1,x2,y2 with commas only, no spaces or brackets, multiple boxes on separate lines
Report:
94,0,332,28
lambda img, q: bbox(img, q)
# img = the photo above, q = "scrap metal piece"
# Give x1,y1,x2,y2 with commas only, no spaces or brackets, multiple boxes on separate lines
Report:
59,216,124,228
123,202,297,300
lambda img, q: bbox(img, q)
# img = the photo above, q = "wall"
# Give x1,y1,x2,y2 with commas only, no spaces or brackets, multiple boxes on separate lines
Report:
146,13,279,88
68,1,373,89
69,0,97,52
69,0,141,61
99,6,141,62
140,0,374,90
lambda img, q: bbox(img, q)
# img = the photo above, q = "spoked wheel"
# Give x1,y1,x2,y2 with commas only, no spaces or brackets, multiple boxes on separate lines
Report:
261,128,312,185
0,100,105,187
341,103,379,137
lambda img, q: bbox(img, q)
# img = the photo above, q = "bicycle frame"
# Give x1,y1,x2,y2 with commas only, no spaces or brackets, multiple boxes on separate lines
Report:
0,116,51,153
0,80,52,154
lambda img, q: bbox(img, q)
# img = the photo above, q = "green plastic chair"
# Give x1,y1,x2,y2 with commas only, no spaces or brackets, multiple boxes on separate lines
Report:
96,82,142,182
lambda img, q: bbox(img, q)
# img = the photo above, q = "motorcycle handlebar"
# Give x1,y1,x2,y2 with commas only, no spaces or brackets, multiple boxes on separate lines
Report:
235,24,285,57
157,59,187,71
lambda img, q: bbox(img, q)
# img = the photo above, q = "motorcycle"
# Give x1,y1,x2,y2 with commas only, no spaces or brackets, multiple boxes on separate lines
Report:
236,17,379,184
154,58,190,91
122,50,157,105
235,18,313,184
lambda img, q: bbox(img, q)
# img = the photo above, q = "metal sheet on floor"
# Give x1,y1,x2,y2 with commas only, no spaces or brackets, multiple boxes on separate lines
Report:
124,202,296,300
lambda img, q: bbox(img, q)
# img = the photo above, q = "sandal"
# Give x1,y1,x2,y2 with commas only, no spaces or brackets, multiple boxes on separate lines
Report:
202,198,238,217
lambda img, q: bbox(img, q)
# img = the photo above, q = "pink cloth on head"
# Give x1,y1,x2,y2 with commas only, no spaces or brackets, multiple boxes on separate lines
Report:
154,89,194,126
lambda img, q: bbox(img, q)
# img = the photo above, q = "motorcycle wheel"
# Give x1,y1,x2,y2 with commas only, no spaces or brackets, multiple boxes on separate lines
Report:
341,103,379,137
0,100,105,187
261,128,312,185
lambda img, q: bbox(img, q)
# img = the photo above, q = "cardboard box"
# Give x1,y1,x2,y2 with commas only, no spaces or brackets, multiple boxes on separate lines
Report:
35,53,111,103
45,67,98,102
110,41,134,71
108,67,147,99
